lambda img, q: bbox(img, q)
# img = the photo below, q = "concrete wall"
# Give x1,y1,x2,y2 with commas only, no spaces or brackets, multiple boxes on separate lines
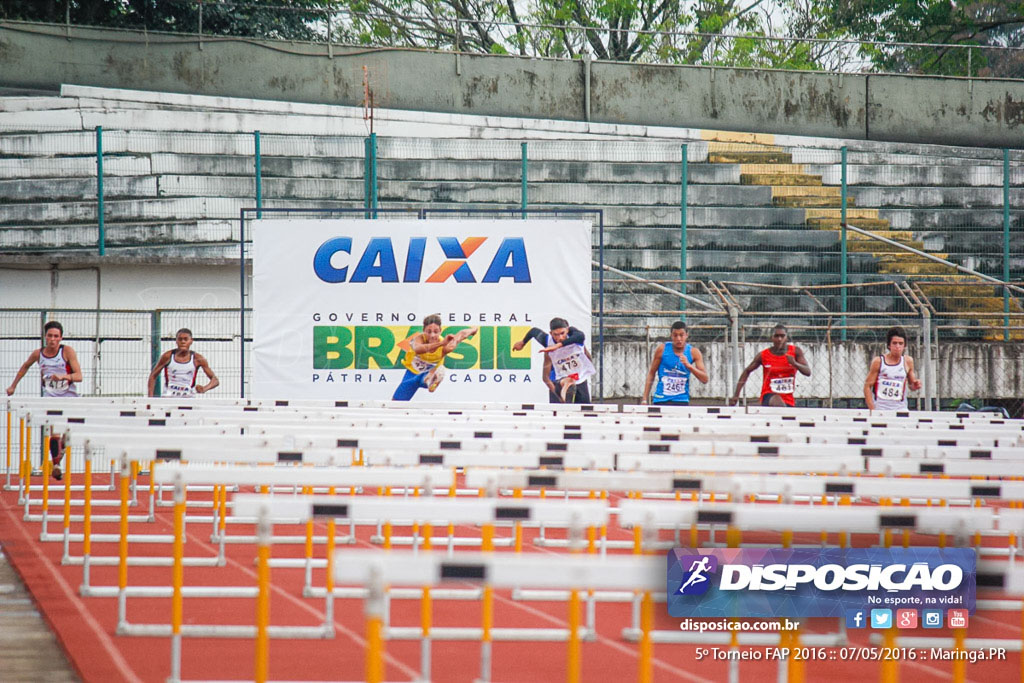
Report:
0,264,242,309
2,21,1023,148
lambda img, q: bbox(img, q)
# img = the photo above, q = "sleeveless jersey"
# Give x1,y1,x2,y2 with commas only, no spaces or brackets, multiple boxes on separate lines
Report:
39,346,77,397
652,343,693,404
164,352,198,397
401,334,445,375
873,355,908,411
546,333,594,385
760,344,797,407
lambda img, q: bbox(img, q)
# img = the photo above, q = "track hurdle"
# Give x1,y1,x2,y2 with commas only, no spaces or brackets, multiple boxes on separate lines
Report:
325,549,663,683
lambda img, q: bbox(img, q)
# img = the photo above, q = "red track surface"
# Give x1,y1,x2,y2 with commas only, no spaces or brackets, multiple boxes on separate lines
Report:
1,475,1020,683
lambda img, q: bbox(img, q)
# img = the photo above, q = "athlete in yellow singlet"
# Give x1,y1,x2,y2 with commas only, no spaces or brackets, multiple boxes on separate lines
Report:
392,313,477,401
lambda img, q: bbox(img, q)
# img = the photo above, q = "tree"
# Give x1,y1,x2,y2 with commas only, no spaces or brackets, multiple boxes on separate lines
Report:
2,0,334,41
825,1,1024,76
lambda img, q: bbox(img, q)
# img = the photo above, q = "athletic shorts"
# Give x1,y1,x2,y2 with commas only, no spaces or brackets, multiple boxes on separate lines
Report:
392,369,429,401
547,380,592,404
760,392,795,407
653,399,690,407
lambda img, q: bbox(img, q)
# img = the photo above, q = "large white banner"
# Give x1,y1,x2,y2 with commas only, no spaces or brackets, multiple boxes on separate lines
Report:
252,219,592,401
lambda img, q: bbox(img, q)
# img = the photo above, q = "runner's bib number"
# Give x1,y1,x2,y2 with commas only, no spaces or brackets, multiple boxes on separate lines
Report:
166,383,195,398
43,376,68,392
409,356,437,374
662,375,689,396
769,376,795,394
549,344,595,383
877,377,904,400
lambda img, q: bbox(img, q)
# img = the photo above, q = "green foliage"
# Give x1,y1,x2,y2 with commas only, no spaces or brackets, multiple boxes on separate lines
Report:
5,0,1020,75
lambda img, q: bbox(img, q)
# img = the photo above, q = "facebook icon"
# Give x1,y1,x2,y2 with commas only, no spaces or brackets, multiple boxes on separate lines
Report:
845,609,866,629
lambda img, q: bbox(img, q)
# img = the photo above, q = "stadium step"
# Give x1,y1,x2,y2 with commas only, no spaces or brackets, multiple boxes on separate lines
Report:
805,216,891,230
740,173,822,186
710,150,794,164
772,194,850,208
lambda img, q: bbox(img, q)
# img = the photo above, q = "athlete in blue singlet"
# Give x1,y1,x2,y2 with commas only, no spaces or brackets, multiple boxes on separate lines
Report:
642,321,709,406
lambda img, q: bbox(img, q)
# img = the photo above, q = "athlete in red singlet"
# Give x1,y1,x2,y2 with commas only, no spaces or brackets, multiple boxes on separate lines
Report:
730,324,811,407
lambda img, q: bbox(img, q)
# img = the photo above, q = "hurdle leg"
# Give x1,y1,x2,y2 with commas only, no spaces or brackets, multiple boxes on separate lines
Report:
130,459,139,506
788,624,804,683
217,484,228,565
40,434,50,536
568,588,581,683
148,459,157,522
365,566,386,683
324,516,336,634
16,417,25,500
777,628,790,683
304,486,314,590
116,456,130,633
211,484,221,540
879,626,897,683
728,624,740,683
4,409,10,489
480,585,494,683
22,420,32,516
80,456,93,593
61,448,72,563
254,506,272,683
638,590,653,683
951,627,966,683
420,586,432,682
169,480,185,683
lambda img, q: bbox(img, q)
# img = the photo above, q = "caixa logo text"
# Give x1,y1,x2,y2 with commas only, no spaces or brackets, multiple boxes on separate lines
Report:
313,236,531,283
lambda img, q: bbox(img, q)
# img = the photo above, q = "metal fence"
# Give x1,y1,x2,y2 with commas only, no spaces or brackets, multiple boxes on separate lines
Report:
4,130,1021,305
0,308,245,398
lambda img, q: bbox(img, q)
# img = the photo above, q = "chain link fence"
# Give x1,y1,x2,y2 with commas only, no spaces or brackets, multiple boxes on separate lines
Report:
0,308,244,397
3,299,1020,417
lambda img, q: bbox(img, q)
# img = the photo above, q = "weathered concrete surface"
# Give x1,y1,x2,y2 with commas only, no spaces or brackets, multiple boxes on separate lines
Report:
593,62,866,140
3,21,1024,148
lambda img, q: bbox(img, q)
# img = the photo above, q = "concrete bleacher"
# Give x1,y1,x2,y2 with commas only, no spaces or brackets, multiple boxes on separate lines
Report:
1,85,1021,331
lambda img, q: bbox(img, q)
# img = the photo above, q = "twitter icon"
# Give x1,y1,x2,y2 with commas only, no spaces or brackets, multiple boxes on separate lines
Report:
871,609,893,628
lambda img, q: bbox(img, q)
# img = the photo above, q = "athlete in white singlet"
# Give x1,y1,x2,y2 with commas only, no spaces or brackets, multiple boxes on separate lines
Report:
513,317,594,403
147,328,220,398
6,321,83,480
863,326,922,412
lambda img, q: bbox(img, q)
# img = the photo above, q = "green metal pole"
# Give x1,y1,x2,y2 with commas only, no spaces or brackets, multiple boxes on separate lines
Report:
521,142,528,218
254,130,262,219
1004,148,1011,342
151,311,162,397
680,144,688,314
840,146,848,341
96,126,105,256
370,132,378,215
